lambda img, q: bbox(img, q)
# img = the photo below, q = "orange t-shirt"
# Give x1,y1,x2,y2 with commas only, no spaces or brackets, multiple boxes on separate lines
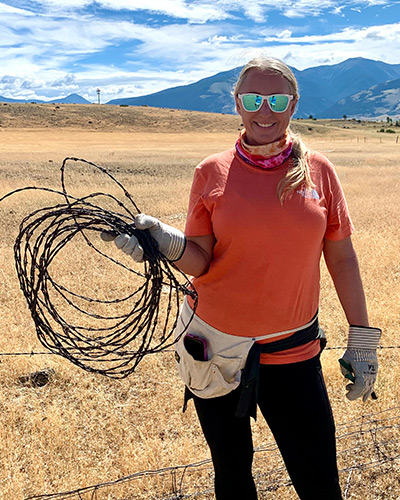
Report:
185,149,354,364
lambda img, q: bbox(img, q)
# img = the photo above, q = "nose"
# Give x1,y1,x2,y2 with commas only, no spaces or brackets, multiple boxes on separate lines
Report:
258,99,273,115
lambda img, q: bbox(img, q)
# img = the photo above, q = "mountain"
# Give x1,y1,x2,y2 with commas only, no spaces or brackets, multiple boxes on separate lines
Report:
107,57,400,120
108,67,242,114
319,78,400,119
51,93,90,104
0,95,36,103
0,93,90,104
294,58,400,118
297,58,400,100
2,58,400,118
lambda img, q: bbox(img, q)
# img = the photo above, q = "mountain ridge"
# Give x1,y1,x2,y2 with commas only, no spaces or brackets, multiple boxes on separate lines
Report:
107,57,400,119
0,93,91,105
1,58,399,119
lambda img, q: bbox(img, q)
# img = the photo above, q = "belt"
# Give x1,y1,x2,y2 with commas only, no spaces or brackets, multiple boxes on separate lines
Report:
236,313,325,419
183,313,326,418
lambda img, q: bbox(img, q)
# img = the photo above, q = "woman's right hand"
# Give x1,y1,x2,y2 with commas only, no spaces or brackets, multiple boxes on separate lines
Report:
101,213,186,263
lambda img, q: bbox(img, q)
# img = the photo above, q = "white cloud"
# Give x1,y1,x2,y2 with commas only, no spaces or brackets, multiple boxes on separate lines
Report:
262,22,400,46
104,0,232,23
34,0,92,10
0,0,399,102
0,75,18,84
0,25,24,47
7,0,395,23
277,29,292,39
50,74,78,88
31,0,231,23
73,65,224,102
332,5,345,15
131,23,235,65
364,0,390,5
242,2,266,23
283,0,336,18
0,2,36,15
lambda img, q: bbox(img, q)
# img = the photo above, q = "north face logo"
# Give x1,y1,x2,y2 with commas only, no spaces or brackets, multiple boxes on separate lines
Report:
297,188,320,199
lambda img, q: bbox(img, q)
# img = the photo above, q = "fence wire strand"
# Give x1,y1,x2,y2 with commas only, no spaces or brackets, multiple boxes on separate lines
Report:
1,344,399,358
1,157,399,499
23,406,400,500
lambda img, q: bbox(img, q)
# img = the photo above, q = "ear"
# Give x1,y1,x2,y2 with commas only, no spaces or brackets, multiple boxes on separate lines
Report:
234,94,243,116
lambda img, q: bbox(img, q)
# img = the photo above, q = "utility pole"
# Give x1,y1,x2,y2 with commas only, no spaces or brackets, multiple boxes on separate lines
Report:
96,88,101,104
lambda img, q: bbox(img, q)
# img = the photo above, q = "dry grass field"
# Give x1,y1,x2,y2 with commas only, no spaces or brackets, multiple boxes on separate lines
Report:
0,103,399,499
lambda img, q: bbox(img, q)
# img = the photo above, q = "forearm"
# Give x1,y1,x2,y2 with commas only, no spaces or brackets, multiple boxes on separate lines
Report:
174,235,215,277
323,237,369,327
328,255,369,326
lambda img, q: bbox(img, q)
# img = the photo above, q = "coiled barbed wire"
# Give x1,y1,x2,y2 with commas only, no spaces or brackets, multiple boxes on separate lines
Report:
0,157,197,378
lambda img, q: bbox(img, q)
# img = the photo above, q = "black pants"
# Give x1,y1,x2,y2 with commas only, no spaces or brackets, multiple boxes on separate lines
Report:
192,355,343,500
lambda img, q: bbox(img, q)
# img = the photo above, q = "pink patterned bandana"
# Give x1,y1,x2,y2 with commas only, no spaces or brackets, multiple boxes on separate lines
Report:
235,129,293,169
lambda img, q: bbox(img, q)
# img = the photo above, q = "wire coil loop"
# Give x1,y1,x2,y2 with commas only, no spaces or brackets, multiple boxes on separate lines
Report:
1,157,197,378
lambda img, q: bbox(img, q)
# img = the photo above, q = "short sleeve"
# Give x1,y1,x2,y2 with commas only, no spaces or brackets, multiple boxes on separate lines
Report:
185,167,213,236
323,159,354,241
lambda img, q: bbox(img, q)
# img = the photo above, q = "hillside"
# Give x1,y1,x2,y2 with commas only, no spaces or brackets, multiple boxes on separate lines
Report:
320,78,400,119
0,102,391,137
0,102,241,132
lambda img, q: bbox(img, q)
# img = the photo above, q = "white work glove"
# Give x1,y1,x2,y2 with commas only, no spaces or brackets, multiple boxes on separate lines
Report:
101,213,186,263
339,325,381,402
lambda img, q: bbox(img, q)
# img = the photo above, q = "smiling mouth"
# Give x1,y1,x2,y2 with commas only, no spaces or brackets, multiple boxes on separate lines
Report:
255,122,273,128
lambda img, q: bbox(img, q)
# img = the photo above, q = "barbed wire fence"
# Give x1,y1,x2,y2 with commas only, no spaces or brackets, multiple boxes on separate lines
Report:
1,344,400,358
1,156,398,498
20,405,400,500
2,345,396,500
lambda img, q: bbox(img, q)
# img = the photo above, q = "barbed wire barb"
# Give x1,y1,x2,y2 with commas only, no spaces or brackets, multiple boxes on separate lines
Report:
0,157,198,377
22,406,400,499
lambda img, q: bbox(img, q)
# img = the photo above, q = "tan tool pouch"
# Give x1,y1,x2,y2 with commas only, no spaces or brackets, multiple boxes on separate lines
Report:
174,299,316,399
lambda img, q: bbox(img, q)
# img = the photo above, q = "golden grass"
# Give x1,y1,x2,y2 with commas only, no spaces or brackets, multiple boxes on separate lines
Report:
0,105,399,499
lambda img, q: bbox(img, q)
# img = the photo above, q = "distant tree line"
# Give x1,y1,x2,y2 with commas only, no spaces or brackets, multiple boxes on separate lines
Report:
301,114,400,127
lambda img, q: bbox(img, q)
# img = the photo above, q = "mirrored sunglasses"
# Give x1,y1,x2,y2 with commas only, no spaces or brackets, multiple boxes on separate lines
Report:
238,93,294,113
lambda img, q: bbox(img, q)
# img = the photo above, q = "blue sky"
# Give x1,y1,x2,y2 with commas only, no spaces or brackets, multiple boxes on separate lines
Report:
1,0,399,103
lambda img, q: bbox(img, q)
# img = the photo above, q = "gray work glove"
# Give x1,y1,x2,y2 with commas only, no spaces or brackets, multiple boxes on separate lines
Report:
339,325,381,402
101,213,186,263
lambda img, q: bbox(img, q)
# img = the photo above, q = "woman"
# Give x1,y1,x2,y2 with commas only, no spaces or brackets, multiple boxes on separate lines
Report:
106,57,381,500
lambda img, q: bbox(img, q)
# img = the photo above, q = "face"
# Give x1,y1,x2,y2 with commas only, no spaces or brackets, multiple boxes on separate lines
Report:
235,69,298,146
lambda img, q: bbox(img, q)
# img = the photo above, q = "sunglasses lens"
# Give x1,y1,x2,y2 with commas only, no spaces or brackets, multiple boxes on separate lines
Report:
241,94,262,112
241,94,291,112
268,95,289,112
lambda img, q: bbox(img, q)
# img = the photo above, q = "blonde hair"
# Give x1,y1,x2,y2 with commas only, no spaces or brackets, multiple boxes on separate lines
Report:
234,57,314,203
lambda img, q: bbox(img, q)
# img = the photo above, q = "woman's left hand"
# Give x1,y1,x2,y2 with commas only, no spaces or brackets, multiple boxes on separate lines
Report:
339,325,381,402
